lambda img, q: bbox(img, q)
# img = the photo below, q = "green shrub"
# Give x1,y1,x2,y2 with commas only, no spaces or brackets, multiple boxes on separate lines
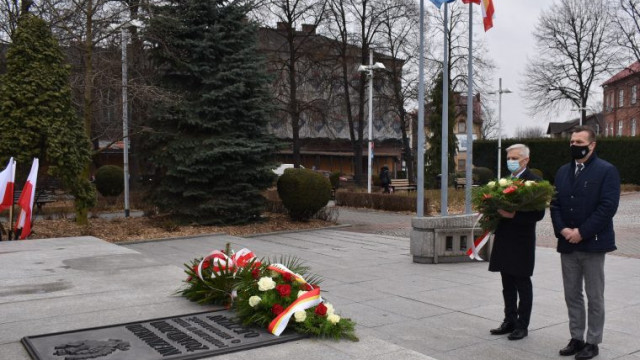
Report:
329,171,341,189
335,190,429,213
277,169,331,221
95,165,124,197
472,167,494,184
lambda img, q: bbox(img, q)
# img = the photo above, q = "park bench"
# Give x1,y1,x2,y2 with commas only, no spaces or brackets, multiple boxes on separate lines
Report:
454,177,479,190
13,189,57,210
390,178,416,192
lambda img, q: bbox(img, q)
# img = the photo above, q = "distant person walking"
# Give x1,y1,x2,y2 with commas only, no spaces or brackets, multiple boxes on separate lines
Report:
551,126,620,360
488,144,545,341
380,166,391,193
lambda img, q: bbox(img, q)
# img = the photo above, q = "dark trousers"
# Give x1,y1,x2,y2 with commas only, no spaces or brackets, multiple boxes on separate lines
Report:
501,272,533,330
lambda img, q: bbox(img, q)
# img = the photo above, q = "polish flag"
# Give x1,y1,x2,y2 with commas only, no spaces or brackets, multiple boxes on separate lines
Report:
462,0,494,32
0,157,16,212
15,158,39,240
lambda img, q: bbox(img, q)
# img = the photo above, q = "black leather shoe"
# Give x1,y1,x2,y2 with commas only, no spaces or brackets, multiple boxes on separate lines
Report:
490,321,515,335
559,339,585,356
508,328,528,340
575,343,599,360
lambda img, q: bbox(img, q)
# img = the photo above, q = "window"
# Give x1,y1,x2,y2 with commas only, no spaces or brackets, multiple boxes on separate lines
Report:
619,89,625,107
632,119,637,137
618,120,624,136
633,85,638,105
605,123,609,136
457,121,466,133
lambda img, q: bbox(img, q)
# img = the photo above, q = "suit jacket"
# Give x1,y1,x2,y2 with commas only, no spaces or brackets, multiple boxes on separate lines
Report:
550,153,620,253
489,168,546,277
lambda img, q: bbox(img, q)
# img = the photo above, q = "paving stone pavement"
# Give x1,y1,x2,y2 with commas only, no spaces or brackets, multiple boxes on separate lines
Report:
334,192,640,258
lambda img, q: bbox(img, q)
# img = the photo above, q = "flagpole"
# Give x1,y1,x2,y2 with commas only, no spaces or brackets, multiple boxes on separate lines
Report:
417,0,426,217
465,1,474,214
440,1,449,216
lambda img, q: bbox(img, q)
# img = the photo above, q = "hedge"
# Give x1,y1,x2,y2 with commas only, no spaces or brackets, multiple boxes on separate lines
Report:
473,137,640,185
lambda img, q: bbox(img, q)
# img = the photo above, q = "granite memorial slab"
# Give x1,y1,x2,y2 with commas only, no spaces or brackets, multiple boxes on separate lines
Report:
22,309,305,360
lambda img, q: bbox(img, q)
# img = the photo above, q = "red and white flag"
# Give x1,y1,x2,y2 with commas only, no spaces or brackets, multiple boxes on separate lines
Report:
15,158,39,240
0,157,16,212
462,0,494,32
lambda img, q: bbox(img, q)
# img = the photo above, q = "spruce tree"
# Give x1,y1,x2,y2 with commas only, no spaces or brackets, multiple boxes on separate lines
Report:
0,14,96,214
143,0,279,225
425,72,458,188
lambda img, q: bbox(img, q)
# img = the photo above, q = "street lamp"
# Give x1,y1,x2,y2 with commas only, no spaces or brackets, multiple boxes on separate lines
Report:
487,78,512,179
113,19,142,217
571,106,595,126
358,49,386,194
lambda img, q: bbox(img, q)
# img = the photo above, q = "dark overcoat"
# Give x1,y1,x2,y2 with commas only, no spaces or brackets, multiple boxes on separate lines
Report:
550,153,620,254
488,168,546,277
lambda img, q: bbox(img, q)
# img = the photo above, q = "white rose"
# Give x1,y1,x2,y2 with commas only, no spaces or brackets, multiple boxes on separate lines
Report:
487,181,496,188
325,303,335,316
248,295,261,307
498,178,508,186
525,180,534,187
294,311,307,322
297,290,308,298
257,277,276,291
327,314,341,324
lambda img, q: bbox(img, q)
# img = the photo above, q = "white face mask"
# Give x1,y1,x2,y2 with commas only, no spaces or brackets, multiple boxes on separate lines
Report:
507,160,521,174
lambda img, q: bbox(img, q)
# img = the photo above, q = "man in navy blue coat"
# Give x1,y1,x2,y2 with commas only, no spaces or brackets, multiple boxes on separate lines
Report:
488,144,545,341
551,126,620,360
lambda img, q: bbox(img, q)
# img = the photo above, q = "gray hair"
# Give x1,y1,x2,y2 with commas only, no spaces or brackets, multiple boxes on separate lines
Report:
506,144,530,158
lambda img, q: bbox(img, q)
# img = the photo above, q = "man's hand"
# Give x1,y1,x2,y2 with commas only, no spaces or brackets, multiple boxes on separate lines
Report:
497,209,515,218
562,228,583,244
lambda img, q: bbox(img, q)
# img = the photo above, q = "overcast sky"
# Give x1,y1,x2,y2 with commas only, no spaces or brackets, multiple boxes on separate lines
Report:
470,0,604,137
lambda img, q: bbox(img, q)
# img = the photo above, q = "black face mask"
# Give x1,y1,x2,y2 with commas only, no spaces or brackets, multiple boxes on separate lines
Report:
570,144,590,160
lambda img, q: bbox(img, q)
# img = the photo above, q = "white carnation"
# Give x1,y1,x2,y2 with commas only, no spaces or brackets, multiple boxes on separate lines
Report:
487,181,496,188
248,295,261,307
327,314,341,324
498,178,509,186
257,277,276,291
325,303,335,316
294,311,307,322
525,180,534,187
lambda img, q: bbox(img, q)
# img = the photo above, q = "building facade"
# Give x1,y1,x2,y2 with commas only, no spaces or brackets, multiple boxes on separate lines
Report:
602,61,640,137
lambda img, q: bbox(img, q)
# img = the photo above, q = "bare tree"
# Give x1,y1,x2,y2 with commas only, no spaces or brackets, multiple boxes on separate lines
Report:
261,0,327,168
377,0,419,181
616,0,640,63
325,0,390,185
480,104,498,139
523,0,621,122
514,126,546,139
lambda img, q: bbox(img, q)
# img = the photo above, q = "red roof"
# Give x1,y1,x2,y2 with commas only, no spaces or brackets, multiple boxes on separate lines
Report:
602,61,640,86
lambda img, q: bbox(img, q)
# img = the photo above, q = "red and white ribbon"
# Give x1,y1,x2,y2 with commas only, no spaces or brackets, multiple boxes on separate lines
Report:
267,288,323,336
267,263,312,290
196,248,258,281
466,214,492,261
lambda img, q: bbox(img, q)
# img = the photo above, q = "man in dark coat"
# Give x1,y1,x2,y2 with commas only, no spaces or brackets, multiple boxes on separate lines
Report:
489,144,545,341
551,126,620,360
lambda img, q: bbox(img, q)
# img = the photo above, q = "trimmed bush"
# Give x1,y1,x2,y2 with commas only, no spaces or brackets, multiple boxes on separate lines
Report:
335,190,430,213
472,167,494,184
277,169,331,221
95,165,124,197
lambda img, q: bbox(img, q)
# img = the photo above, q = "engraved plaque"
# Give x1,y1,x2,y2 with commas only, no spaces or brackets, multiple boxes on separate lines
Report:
22,310,305,360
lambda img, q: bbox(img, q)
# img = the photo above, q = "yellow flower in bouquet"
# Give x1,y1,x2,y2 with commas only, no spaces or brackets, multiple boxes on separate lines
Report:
472,178,555,232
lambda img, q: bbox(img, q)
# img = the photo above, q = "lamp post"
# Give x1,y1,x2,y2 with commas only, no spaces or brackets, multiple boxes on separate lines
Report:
571,106,595,126
488,78,512,179
358,49,386,193
115,20,142,217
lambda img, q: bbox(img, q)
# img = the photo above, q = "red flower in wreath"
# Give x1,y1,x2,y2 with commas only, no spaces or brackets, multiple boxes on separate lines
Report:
502,185,518,195
251,268,261,280
483,193,492,200
282,272,293,282
202,260,211,269
272,304,284,316
315,303,327,316
276,284,291,297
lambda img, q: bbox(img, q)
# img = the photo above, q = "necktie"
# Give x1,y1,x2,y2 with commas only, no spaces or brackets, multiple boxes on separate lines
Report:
575,163,584,178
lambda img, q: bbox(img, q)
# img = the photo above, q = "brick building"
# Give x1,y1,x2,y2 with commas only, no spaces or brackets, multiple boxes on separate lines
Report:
602,61,640,137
